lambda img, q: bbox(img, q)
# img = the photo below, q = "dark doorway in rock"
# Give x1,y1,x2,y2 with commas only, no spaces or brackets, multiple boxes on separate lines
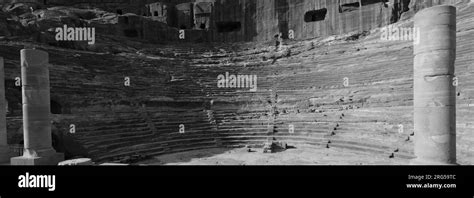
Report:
52,133,59,151
216,21,241,33
117,9,123,15
154,11,159,16
339,0,385,13
339,2,360,13
13,141,24,156
275,0,289,39
199,23,206,30
361,0,386,6
304,8,327,22
124,29,138,37
50,100,62,114
5,79,22,116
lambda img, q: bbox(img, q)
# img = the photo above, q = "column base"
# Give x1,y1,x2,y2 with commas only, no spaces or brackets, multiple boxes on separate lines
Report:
11,152,64,166
410,158,458,165
0,146,15,164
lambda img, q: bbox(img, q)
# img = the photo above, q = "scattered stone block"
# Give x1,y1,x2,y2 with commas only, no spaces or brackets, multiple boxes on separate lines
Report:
262,141,288,153
58,158,93,166
100,163,129,166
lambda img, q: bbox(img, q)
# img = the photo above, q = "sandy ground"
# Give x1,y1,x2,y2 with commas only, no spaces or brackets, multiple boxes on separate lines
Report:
139,144,409,165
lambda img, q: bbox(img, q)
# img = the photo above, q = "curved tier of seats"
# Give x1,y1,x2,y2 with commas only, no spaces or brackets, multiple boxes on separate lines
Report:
3,3,473,165
68,5,473,163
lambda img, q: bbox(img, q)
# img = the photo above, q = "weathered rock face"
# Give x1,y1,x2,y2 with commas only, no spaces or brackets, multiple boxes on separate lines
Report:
1,0,464,44
145,2,173,25
209,0,464,42
0,11,11,36
44,0,192,16
1,1,473,164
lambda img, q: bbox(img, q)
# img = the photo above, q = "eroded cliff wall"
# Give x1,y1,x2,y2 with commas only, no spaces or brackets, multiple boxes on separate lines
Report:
1,0,472,164
2,0,462,43
207,0,460,42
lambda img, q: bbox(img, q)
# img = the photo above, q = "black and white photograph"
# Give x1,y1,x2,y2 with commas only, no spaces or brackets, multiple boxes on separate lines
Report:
0,0,473,196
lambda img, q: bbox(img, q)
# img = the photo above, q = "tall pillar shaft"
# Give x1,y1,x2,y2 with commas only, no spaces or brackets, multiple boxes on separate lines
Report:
11,49,63,165
412,5,457,165
0,57,13,163
0,57,7,147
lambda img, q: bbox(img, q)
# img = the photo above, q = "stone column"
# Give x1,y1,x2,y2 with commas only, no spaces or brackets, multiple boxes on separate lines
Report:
412,5,457,165
11,49,63,165
0,57,14,164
